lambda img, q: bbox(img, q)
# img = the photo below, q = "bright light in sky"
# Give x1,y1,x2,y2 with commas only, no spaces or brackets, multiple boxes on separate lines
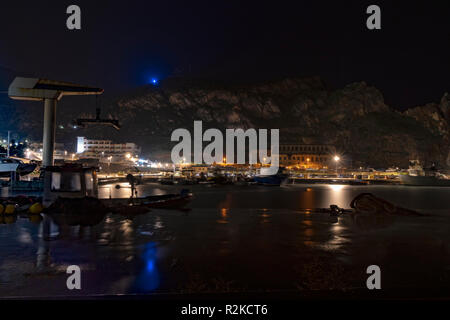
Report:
150,78,158,85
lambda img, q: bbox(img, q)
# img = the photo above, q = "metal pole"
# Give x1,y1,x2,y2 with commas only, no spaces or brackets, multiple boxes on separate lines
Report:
37,216,52,270
42,99,57,167
42,99,57,207
7,130,10,157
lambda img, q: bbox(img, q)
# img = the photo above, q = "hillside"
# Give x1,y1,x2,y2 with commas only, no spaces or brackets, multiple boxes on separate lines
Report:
1,73,449,168
100,77,449,168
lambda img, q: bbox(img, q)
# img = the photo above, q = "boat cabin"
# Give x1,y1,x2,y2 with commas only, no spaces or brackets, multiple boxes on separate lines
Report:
0,158,20,176
45,164,99,200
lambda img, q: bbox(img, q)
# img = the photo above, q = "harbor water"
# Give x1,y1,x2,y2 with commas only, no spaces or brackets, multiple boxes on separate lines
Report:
0,183,450,298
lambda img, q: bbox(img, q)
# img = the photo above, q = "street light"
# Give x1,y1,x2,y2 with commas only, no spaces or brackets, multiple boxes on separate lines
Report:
334,155,340,175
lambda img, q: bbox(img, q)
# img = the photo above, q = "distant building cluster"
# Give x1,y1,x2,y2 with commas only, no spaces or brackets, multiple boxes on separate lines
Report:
28,142,69,161
76,137,141,163
15,133,338,171
279,144,336,169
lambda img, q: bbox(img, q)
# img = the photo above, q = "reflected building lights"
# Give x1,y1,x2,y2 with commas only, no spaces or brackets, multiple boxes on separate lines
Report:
154,216,164,229
221,208,228,218
120,219,133,236
328,184,346,208
329,185,345,192
217,208,229,224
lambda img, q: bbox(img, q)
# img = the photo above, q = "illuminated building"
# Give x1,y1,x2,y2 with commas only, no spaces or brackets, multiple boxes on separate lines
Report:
28,142,68,160
76,137,141,161
279,144,336,169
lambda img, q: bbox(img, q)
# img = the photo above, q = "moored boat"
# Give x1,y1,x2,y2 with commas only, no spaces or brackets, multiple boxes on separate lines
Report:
39,164,193,214
253,168,288,186
0,157,37,177
399,174,450,186
102,189,193,210
399,160,450,187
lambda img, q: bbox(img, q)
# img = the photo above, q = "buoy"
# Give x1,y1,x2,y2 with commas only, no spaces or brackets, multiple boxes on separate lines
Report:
0,204,4,214
29,214,43,224
29,202,44,215
4,215,16,224
4,204,16,215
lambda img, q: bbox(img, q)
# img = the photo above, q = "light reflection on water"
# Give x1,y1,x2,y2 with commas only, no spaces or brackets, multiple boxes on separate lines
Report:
0,184,449,296
217,208,228,224
134,242,160,292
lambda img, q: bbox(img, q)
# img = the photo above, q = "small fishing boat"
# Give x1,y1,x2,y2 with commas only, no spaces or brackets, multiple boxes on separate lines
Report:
0,157,37,177
41,164,193,215
103,189,193,210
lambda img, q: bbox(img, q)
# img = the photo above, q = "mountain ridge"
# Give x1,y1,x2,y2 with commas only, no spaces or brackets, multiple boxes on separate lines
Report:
1,73,449,168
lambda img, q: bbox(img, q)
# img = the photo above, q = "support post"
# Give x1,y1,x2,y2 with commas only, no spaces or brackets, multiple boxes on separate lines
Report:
42,99,57,167
42,99,57,206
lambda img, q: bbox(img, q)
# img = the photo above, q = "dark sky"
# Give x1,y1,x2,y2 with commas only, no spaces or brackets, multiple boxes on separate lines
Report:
1,0,450,109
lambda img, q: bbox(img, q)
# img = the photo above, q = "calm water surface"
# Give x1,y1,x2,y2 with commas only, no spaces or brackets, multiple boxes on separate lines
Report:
0,183,449,298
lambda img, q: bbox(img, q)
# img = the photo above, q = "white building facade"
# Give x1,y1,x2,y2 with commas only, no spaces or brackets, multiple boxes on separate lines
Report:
76,137,140,162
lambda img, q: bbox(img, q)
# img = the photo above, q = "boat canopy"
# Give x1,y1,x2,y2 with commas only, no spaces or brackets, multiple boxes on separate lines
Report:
45,165,99,199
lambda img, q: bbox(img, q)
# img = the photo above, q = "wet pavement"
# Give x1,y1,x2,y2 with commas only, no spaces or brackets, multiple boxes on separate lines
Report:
0,184,450,298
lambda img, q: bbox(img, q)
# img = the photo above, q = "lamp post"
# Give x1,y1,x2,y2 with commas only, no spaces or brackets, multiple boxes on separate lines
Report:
7,130,10,157
334,155,340,176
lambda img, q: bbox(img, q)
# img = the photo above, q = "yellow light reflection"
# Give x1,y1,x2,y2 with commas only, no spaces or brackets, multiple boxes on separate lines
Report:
221,208,228,218
329,184,345,192
328,184,346,208
217,208,229,224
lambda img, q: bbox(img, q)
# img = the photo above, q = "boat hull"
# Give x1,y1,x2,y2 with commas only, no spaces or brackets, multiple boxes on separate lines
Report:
102,190,193,210
0,162,37,177
399,175,450,186
254,174,288,186
17,163,37,176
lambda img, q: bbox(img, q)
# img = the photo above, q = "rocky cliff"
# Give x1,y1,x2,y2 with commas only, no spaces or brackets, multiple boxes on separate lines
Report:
99,77,449,168
2,74,449,169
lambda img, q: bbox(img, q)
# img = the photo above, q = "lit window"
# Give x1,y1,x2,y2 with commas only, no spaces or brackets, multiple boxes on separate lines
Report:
51,172,81,192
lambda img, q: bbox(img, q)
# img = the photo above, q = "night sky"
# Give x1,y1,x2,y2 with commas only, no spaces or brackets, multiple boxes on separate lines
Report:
1,0,450,109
